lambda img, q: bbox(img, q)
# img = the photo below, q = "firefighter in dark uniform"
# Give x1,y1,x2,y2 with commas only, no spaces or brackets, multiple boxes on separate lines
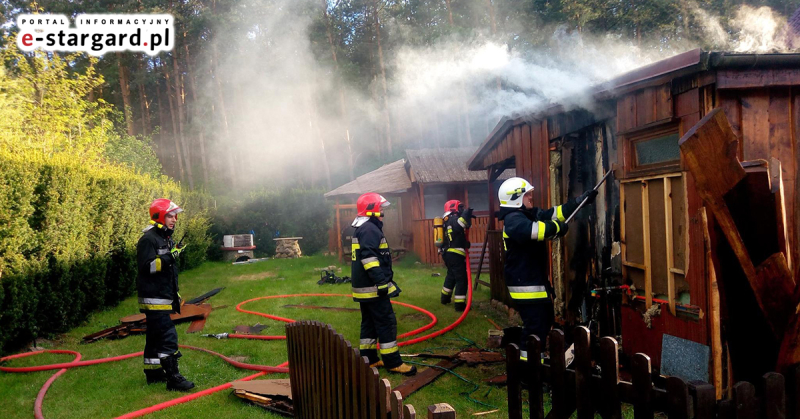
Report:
137,198,194,391
497,177,596,362
351,192,417,376
440,200,474,312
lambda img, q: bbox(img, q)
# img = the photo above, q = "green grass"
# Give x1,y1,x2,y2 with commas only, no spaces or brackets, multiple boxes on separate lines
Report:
1,254,532,418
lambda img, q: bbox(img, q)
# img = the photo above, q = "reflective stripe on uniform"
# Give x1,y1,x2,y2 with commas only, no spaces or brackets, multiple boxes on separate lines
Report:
140,298,173,305
139,296,173,311
379,238,389,249
360,338,377,350
157,248,170,255
520,350,527,362
447,247,466,256
150,258,162,274
555,205,565,222
454,295,466,302
532,221,546,241
507,285,549,300
144,358,161,365
380,341,399,354
158,353,171,358
458,217,467,228
442,287,452,295
362,256,380,270
352,284,397,299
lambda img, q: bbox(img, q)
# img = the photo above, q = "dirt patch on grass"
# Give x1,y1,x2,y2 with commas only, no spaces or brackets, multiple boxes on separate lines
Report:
229,355,249,363
230,271,277,281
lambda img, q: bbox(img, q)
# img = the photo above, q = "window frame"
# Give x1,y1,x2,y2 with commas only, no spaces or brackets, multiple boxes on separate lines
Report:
623,123,682,178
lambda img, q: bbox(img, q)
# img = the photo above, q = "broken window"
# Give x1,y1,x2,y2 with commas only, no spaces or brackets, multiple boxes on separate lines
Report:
621,126,690,315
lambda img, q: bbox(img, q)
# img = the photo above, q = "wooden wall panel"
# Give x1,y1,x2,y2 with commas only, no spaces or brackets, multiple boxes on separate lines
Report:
656,84,673,122
794,90,800,283
521,124,533,183
513,126,524,180
741,89,771,159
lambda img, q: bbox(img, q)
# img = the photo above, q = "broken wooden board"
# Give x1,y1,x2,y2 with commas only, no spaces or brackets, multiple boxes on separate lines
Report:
483,373,508,386
233,324,268,335
185,287,224,305
120,303,211,324
392,358,464,398
679,108,795,339
232,378,292,399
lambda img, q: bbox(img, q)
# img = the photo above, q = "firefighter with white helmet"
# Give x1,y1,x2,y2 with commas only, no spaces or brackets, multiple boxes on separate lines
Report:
439,200,474,312
497,177,597,362
350,192,417,376
137,198,194,391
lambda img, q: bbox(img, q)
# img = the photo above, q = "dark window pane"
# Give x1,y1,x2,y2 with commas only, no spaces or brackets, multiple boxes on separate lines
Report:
635,133,680,166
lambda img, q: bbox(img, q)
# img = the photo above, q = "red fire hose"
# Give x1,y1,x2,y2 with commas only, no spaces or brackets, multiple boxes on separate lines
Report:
1,257,474,418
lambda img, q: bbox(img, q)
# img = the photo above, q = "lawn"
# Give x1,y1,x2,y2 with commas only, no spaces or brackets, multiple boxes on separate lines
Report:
0,254,529,418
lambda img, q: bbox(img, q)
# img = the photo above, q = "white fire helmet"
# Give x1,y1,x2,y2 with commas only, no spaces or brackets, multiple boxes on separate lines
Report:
498,177,534,208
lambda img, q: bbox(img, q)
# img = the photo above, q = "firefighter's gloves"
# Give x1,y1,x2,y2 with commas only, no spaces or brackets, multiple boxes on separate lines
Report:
170,244,186,261
377,283,390,297
463,208,476,219
577,190,598,205
555,220,569,237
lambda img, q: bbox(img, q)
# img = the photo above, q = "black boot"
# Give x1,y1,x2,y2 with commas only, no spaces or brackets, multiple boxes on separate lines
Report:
143,368,167,384
454,302,466,312
441,293,452,305
161,354,195,392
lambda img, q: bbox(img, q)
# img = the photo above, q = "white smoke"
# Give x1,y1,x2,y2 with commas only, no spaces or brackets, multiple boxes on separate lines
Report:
691,4,794,53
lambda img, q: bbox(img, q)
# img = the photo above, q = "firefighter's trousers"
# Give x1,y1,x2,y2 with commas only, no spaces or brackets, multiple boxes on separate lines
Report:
358,298,402,368
143,312,179,369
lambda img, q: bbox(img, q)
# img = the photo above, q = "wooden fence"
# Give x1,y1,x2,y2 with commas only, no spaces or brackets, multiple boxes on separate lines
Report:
507,326,800,419
286,321,457,419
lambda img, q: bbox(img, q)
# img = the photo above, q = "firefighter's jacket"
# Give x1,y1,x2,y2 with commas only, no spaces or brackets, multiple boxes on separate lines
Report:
351,217,400,302
136,223,180,313
442,209,473,257
498,200,578,305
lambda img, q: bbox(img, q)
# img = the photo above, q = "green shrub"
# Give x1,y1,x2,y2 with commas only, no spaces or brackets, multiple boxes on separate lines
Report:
211,189,331,258
0,151,211,353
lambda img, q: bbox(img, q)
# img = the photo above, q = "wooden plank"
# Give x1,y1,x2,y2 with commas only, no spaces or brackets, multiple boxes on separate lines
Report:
361,357,373,419
674,89,699,118
525,334,544,419
702,208,724,400
574,327,593,419
665,377,690,419
379,379,391,418
369,367,381,419
427,404,456,419
404,405,416,419
717,69,800,89
599,337,622,419
513,126,524,179
522,124,533,182
762,372,786,419
664,177,676,315
392,358,464,399
688,382,717,419
352,348,363,419
741,90,771,160
632,353,654,419
549,329,569,419
341,337,352,419
391,390,404,419
642,181,652,308
636,87,656,127
655,83,672,122
732,381,758,419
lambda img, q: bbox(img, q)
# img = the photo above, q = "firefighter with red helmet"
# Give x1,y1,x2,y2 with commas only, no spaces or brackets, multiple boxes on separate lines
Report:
440,200,474,312
136,198,194,391
351,192,417,376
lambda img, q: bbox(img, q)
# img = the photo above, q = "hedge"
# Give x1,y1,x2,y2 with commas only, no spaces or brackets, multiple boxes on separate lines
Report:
210,189,331,258
0,150,212,353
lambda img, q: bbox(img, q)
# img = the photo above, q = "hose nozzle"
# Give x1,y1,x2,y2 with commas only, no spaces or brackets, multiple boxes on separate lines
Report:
201,333,229,339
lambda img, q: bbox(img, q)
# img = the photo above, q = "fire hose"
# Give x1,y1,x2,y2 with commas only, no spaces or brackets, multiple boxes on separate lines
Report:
1,255,473,419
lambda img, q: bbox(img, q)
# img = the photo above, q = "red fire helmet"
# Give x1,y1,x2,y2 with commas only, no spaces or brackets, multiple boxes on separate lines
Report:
149,198,183,224
444,200,463,215
357,193,389,217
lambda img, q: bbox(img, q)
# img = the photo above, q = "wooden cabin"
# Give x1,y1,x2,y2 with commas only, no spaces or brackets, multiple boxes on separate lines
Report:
466,49,800,376
325,148,513,265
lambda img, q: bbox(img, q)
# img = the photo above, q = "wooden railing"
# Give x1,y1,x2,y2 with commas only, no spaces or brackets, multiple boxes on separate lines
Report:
507,326,800,419
286,321,456,418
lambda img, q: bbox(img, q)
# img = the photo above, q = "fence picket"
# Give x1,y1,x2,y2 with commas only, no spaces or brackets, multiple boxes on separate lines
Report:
732,381,757,419
575,326,593,419
549,329,568,419
688,381,716,419
665,377,690,419
632,353,653,419
527,334,544,419
599,337,622,419
404,405,417,419
506,343,523,419
391,390,404,419
762,372,786,419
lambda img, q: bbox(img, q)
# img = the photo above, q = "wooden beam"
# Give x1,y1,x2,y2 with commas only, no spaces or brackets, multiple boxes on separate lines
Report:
702,208,724,400
717,69,800,90
642,180,652,308
620,182,627,282
664,177,676,316
623,261,646,270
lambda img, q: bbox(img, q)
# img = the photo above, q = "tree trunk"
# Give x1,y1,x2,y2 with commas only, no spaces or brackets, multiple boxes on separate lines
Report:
138,56,151,137
117,52,135,136
211,40,238,187
321,0,355,181
371,0,393,157
184,43,210,188
485,0,497,34
445,0,454,25
155,78,166,167
172,47,194,189
163,63,186,184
